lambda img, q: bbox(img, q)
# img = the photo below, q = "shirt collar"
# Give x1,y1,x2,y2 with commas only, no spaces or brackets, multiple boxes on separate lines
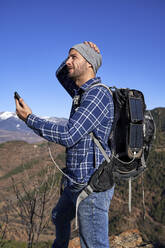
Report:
80,77,101,92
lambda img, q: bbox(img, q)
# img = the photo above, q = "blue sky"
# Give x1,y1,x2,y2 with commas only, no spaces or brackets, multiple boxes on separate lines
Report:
1,0,164,118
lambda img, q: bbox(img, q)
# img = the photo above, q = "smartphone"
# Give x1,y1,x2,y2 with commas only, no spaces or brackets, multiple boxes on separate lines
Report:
14,91,21,101
14,91,23,107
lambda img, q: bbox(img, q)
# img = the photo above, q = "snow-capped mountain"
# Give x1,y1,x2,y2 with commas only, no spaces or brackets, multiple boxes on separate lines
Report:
0,111,28,132
0,111,68,143
0,111,18,120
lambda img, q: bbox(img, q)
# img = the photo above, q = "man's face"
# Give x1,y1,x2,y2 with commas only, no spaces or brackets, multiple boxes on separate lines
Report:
66,49,89,80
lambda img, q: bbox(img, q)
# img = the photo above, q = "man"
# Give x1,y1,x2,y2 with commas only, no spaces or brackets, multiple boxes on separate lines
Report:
15,41,114,248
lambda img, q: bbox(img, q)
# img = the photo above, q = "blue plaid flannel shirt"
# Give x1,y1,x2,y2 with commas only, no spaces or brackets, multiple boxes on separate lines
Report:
26,76,114,186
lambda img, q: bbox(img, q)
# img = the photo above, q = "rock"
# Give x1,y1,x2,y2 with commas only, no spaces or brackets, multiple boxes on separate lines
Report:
110,229,153,248
68,229,154,248
69,237,80,248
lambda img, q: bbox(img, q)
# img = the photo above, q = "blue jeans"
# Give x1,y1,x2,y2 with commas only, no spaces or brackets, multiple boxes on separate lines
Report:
51,185,114,248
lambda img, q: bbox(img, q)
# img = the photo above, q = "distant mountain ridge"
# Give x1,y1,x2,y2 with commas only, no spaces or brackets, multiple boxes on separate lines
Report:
0,111,68,143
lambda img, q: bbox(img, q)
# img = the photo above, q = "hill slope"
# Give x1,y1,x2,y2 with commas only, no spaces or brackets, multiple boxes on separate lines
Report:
0,107,164,246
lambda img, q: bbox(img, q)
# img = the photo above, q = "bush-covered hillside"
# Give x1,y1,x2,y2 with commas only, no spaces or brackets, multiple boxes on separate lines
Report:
109,108,165,247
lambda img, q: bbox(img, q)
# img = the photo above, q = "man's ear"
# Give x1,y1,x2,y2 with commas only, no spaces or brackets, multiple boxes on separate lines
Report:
87,62,93,69
86,61,95,75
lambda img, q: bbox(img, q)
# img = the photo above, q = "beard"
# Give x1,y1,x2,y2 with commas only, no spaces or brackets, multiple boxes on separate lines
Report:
67,61,88,80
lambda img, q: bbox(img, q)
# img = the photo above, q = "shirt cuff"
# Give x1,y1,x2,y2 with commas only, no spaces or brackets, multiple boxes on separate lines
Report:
25,114,32,124
26,114,39,128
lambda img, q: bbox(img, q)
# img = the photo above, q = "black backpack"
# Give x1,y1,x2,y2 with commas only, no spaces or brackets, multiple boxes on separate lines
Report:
73,84,156,223
85,84,156,193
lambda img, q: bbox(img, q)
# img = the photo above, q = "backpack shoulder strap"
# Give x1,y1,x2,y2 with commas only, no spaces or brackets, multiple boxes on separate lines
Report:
86,83,113,97
90,132,110,163
88,83,113,163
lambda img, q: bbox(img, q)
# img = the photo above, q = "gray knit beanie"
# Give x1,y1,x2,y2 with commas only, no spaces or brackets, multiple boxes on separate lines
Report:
71,43,102,74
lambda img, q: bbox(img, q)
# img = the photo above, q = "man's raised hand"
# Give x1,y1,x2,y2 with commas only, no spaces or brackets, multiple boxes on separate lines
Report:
84,41,100,54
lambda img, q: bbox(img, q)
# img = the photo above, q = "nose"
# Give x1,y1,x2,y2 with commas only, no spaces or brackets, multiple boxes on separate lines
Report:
66,56,72,66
